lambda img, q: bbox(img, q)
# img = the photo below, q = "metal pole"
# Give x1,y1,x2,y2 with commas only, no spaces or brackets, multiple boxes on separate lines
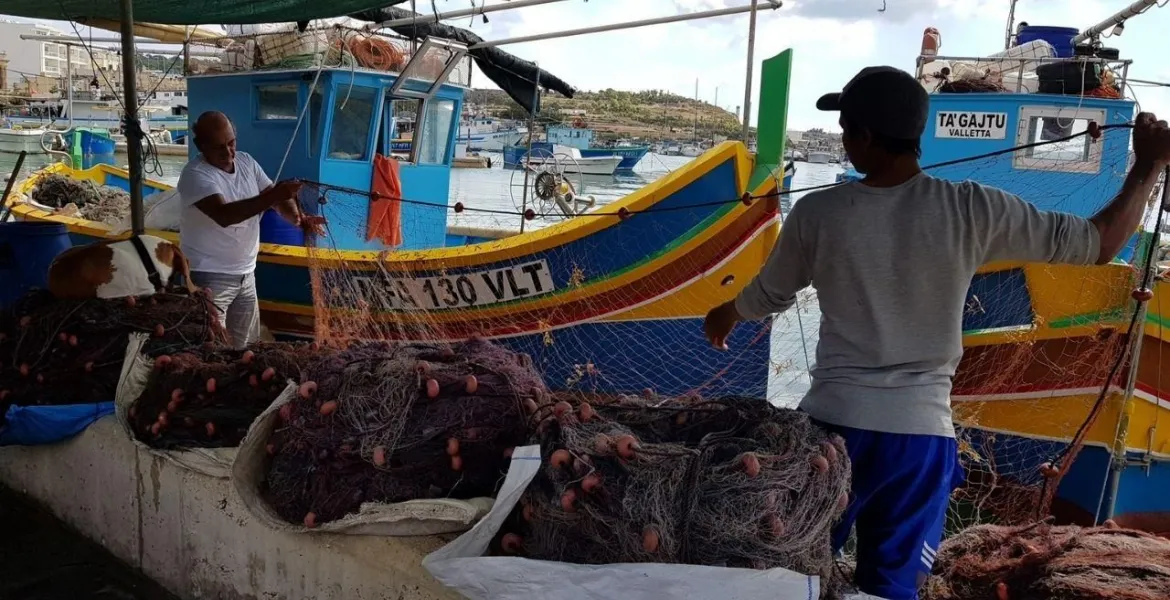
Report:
1073,0,1162,44
519,64,540,234
693,78,699,144
65,45,74,129
182,33,191,76
21,34,191,45
741,0,758,141
1103,169,1170,521
369,0,570,30
1004,0,1018,50
0,151,28,223
119,0,145,235
470,0,783,49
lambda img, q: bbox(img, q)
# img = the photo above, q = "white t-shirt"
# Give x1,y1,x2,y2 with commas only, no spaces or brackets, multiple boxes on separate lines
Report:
177,152,273,275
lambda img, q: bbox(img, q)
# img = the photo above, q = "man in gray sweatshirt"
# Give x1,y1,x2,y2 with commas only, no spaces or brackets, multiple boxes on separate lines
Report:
704,66,1170,600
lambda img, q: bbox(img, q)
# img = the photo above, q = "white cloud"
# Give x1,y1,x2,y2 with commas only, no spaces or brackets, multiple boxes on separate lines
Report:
6,0,1170,130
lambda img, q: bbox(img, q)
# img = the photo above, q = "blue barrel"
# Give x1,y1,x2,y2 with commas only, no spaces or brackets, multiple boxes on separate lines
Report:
1016,25,1080,58
0,222,72,308
259,209,305,246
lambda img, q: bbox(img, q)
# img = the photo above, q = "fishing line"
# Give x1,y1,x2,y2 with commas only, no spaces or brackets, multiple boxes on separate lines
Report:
301,121,1136,220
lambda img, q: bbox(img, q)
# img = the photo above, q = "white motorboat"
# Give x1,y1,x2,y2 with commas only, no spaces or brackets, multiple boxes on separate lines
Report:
524,144,622,175
806,150,833,164
456,116,528,151
680,144,702,157
0,128,48,154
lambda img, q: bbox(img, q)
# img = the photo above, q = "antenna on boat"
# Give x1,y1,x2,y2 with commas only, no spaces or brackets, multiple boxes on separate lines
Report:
741,0,759,142
1073,0,1165,45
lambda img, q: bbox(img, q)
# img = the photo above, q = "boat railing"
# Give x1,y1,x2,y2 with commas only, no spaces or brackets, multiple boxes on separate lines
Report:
190,24,474,88
915,54,1133,94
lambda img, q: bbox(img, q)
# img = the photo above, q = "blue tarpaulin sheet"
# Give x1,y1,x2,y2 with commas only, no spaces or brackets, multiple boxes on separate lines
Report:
0,402,115,446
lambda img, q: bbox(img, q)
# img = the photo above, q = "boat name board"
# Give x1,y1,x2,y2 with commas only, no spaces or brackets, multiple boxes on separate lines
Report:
353,260,556,311
934,111,1008,140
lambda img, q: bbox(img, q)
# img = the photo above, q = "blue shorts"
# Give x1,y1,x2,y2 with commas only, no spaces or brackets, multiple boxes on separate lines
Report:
815,420,964,600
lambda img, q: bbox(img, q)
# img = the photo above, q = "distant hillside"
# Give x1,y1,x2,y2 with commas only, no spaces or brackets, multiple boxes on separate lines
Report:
465,88,753,143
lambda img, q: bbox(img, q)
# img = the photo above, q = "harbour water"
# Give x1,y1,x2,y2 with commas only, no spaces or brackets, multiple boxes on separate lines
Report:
0,151,836,406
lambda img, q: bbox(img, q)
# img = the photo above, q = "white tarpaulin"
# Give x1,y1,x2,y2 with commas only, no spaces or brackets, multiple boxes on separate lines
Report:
424,446,887,600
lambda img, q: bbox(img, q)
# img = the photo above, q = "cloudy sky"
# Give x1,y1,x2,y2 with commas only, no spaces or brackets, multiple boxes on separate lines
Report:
14,0,1170,131
448,0,1170,130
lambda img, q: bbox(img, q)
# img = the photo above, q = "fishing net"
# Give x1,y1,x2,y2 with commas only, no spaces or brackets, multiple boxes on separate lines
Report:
488,393,849,594
262,337,545,527
935,121,1156,533
127,342,320,449
291,110,1170,562
30,173,131,227
0,290,224,416
191,22,471,86
922,522,1170,600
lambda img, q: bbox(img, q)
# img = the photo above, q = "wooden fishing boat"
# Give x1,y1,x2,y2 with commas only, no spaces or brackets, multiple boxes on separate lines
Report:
921,11,1170,534
6,47,797,401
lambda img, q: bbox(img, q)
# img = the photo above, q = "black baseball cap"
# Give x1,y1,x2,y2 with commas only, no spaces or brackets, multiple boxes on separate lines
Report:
816,66,929,140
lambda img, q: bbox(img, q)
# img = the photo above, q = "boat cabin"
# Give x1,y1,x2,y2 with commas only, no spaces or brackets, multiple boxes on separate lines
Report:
916,35,1138,336
185,38,471,252
547,125,595,150
917,46,1137,259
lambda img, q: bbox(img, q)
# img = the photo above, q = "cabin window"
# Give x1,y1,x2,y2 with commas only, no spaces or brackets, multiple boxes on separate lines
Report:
255,84,299,120
384,98,418,161
327,86,378,161
417,98,456,165
1013,106,1105,174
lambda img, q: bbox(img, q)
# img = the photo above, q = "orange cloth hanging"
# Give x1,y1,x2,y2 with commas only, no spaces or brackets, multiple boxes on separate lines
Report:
369,154,404,247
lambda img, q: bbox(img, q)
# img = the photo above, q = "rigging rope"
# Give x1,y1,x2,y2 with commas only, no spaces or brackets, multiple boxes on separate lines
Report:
296,122,1138,221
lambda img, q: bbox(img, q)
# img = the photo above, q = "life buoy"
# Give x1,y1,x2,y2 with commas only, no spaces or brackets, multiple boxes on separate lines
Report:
572,116,587,129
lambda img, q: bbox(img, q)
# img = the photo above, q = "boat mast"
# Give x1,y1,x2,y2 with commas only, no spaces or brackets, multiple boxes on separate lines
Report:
65,45,73,129
741,0,758,141
692,78,699,144
1003,0,1019,50
118,0,145,235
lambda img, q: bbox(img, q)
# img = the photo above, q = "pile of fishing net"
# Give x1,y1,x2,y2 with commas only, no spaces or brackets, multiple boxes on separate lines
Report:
30,174,130,226
923,522,1170,600
496,393,851,586
0,290,224,414
263,338,546,527
128,342,320,449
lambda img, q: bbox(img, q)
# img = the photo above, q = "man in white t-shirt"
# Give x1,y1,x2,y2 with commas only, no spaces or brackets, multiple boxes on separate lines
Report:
177,111,305,348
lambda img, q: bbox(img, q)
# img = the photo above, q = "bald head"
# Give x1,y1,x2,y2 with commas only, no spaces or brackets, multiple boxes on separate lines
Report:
193,111,237,172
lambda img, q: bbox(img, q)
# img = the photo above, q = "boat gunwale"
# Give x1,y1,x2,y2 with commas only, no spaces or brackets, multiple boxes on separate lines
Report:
7,142,757,271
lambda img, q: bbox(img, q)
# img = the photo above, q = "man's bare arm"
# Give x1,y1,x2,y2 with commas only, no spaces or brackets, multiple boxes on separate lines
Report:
1089,160,1160,264
1090,113,1170,264
265,185,302,227
194,181,301,228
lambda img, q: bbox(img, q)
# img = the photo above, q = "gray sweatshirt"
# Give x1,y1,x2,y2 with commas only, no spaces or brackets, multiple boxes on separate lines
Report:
734,173,1101,438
